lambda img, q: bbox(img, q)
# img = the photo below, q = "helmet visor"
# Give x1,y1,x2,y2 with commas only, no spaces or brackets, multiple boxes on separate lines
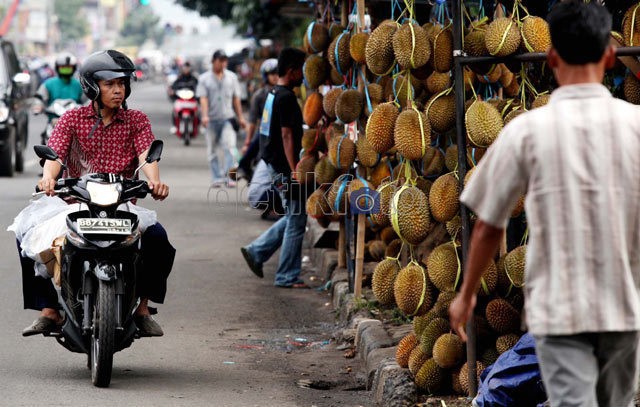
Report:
58,66,74,75
93,70,133,81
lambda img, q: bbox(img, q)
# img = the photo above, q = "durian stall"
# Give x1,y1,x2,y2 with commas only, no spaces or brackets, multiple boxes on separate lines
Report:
296,0,640,398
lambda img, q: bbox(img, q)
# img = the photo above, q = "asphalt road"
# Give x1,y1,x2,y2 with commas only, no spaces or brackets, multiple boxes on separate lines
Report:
0,81,368,407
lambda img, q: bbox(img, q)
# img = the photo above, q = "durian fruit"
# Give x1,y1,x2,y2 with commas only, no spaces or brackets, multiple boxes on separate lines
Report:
326,175,352,217
370,181,395,227
335,89,363,123
486,298,521,334
302,128,318,152
394,262,433,316
426,71,451,94
307,187,331,219
496,255,511,296
394,109,430,161
459,361,486,395
368,240,387,262
365,20,398,76
434,291,457,317
504,107,526,126
303,22,330,54
390,185,431,246
499,67,515,89
323,87,343,119
464,66,477,91
452,368,465,395
380,225,398,244
496,333,520,354
384,74,414,108
431,25,454,73
370,158,392,187
485,17,521,57
413,313,433,338
372,258,400,305
521,16,550,53
481,347,500,366
426,93,455,134
367,83,384,104
328,135,356,170
314,155,339,185
429,173,460,223
504,245,526,287
366,102,400,154
408,346,430,376
304,55,328,89
531,94,550,109
393,22,431,69
444,145,458,172
330,66,345,86
356,136,380,168
396,333,419,368
477,260,498,297
293,153,318,185
624,73,640,104
446,215,462,240
349,32,369,64
466,100,504,148
476,64,502,84
384,231,400,249
328,32,353,74
303,92,324,127
422,147,445,177
415,359,446,393
432,333,464,369
623,4,640,47
329,22,343,40
464,25,488,57
427,242,459,292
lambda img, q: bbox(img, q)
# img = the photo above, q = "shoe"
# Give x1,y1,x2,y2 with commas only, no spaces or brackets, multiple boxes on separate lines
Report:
210,181,224,189
226,180,237,188
275,280,310,289
236,167,251,181
228,167,239,181
22,316,61,337
241,246,263,278
135,315,164,337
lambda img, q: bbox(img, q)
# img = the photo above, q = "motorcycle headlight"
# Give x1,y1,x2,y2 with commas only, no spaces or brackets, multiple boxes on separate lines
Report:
86,182,121,206
0,101,9,122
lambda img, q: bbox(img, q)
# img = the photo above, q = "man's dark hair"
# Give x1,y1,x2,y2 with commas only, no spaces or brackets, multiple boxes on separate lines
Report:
277,48,306,77
547,0,612,65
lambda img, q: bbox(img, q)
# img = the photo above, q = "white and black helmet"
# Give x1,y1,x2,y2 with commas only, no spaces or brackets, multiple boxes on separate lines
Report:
79,50,136,101
55,52,78,76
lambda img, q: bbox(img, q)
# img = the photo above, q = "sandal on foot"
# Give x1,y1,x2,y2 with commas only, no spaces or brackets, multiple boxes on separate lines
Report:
135,315,164,337
22,316,61,337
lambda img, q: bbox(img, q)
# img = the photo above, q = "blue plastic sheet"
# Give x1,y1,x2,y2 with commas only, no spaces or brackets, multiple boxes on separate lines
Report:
474,333,547,407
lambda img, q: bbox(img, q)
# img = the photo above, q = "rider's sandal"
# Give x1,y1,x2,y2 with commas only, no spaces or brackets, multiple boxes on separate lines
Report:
22,316,62,337
135,315,164,337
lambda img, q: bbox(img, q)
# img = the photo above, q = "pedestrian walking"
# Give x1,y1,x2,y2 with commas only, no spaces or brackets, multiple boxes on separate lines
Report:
196,50,247,187
240,48,309,288
449,2,640,406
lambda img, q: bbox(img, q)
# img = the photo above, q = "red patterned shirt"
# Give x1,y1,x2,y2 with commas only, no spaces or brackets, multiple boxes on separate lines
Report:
48,105,155,178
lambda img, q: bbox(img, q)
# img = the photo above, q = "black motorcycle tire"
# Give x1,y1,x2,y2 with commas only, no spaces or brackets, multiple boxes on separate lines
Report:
91,280,116,387
182,117,191,146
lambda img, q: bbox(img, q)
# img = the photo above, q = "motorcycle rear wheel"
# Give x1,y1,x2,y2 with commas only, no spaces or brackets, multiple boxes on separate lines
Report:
91,280,116,387
182,117,191,146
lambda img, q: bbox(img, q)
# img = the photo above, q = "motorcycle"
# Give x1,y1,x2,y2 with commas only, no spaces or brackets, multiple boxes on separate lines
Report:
171,88,199,146
32,140,163,388
37,99,81,145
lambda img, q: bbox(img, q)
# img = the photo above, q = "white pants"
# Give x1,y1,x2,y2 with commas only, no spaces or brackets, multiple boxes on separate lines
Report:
206,119,237,182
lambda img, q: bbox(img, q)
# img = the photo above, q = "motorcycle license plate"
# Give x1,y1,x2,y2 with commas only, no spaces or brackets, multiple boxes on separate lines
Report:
77,218,132,235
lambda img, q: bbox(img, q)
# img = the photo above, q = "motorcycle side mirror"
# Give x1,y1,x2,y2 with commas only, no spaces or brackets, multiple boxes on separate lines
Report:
34,145,58,161
134,140,164,177
145,140,163,164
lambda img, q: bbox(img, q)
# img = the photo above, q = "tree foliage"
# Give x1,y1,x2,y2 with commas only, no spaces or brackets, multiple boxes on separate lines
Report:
54,0,89,46
118,6,163,47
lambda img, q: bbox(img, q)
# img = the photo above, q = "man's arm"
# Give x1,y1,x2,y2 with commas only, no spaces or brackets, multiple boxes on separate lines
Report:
200,96,209,127
281,127,297,173
233,95,246,129
449,220,504,341
38,160,62,196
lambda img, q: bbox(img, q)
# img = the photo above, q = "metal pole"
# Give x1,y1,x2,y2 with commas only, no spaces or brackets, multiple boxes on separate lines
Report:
452,0,478,397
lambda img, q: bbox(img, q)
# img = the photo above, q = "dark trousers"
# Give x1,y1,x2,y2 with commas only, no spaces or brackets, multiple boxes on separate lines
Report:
238,135,260,174
19,223,175,311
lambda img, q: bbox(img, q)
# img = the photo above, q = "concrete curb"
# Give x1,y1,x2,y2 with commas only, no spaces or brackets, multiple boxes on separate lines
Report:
315,246,418,407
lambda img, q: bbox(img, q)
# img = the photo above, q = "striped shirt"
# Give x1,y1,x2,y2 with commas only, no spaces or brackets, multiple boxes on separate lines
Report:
461,84,640,336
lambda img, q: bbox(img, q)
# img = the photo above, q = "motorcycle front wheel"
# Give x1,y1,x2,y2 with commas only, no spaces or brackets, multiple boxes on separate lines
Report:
182,117,191,146
91,280,116,387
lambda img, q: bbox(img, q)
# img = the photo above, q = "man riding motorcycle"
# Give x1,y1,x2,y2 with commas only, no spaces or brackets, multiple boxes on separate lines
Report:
32,53,85,131
17,50,176,338
169,62,199,135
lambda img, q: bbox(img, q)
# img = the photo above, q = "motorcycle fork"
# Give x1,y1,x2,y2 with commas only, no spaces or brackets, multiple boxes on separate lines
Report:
82,262,126,332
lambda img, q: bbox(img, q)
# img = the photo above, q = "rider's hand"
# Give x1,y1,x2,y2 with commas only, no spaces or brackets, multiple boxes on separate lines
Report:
147,180,169,201
38,176,57,196
32,104,44,114
201,116,210,128
448,293,477,342
238,117,247,129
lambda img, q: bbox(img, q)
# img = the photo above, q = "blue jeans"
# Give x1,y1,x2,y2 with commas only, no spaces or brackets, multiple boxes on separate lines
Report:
206,119,236,183
245,171,307,286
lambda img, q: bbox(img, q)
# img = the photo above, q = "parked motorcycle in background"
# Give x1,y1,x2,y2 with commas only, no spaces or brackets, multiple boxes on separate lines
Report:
171,88,199,146
36,99,80,145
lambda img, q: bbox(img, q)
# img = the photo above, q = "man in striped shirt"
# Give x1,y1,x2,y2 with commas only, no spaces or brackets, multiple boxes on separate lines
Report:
449,2,640,405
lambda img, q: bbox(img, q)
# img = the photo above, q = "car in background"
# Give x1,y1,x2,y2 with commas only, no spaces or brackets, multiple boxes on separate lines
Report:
0,38,31,176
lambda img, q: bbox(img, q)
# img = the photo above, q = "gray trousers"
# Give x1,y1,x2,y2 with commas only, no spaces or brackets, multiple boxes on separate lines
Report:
534,331,640,407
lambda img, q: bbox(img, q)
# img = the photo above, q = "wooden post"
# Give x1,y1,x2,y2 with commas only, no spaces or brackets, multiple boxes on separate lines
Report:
338,219,346,268
351,0,367,299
